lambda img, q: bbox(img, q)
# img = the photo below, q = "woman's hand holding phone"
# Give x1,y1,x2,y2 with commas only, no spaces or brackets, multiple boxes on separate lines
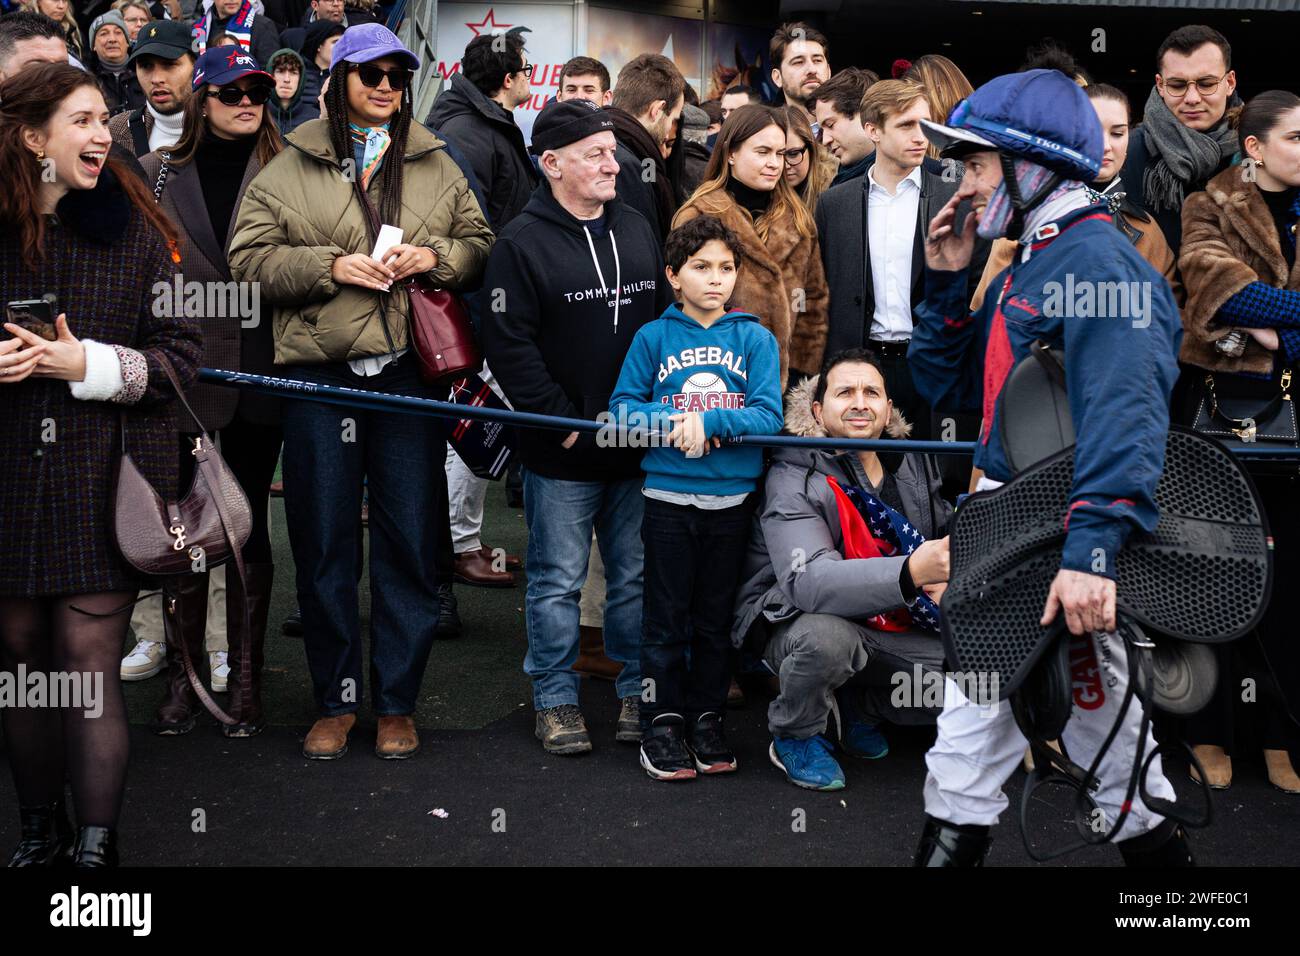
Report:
0,332,44,383
4,314,86,382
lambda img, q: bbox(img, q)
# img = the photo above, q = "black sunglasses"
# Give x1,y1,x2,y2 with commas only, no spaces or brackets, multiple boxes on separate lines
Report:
354,63,412,91
206,83,273,106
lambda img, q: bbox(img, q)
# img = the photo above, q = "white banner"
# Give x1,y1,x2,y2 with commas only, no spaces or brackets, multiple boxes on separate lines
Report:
435,3,576,142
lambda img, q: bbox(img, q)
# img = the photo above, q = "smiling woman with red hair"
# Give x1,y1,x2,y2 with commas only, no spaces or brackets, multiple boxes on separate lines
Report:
0,62,201,868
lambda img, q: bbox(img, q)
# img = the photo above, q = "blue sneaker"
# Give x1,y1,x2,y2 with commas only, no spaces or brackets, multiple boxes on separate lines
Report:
769,735,846,791
841,720,889,760
834,688,889,759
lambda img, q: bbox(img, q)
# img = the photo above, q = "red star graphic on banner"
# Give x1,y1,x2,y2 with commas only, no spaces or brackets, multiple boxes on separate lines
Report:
465,7,511,36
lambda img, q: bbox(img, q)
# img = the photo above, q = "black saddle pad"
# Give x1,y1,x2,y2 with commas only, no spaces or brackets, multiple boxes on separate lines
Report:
941,427,1272,698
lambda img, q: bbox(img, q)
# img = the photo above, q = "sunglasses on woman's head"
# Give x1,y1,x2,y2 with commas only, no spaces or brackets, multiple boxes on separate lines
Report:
206,83,273,106
353,63,412,91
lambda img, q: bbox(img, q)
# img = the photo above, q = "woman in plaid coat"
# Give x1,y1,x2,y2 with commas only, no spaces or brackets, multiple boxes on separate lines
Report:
0,63,202,867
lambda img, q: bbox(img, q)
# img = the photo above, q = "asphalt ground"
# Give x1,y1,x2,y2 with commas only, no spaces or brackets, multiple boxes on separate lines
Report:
2,487,1298,867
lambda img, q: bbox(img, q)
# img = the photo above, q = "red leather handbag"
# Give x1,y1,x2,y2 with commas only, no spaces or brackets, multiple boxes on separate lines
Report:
406,275,481,386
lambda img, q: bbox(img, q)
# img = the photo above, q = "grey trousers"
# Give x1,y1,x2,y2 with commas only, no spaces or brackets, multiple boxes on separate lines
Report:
762,612,947,739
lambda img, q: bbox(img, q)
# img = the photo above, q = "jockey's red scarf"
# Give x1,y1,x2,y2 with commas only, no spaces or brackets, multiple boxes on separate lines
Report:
825,474,941,634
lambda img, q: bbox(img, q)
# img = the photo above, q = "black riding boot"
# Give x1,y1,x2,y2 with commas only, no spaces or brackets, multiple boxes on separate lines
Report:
913,816,993,867
1118,819,1195,867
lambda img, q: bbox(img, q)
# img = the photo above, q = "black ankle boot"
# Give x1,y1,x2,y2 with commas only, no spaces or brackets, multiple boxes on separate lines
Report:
7,799,74,867
71,826,118,867
1118,819,1195,867
435,583,462,639
913,816,993,867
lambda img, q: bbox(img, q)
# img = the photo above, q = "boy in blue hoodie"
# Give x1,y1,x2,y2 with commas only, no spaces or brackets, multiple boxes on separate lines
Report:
608,215,784,781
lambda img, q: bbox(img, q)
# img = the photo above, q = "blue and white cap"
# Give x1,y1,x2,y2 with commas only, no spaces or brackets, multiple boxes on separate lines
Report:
920,69,1102,183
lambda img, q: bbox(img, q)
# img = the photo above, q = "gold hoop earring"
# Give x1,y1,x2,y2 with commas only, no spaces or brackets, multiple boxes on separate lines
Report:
35,149,45,162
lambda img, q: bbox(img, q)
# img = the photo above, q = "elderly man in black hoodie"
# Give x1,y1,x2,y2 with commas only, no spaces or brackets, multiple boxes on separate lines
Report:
425,31,538,231
483,99,672,757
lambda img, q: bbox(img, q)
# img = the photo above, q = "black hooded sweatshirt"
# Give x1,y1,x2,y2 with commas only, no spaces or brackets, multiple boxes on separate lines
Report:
482,183,673,482
425,74,539,230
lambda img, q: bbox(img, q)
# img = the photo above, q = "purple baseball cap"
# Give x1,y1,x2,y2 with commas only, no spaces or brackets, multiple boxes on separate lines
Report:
192,47,272,90
331,23,420,72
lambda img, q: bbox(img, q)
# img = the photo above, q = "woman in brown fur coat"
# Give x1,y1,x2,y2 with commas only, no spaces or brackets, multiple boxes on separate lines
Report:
1178,90,1300,795
672,104,829,389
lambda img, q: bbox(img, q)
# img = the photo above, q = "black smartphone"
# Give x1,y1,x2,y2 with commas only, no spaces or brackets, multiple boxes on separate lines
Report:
5,295,58,341
951,198,975,238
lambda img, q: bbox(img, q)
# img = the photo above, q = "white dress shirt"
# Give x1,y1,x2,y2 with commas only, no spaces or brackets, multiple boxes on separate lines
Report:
866,163,923,342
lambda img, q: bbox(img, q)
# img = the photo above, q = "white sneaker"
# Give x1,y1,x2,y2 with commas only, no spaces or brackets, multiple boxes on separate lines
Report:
120,639,166,681
210,651,230,692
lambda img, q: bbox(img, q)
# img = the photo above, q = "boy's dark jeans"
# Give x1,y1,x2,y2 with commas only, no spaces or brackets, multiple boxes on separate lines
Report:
639,494,755,731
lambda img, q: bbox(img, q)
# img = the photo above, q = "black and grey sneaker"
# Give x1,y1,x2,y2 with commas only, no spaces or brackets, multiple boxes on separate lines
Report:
639,714,697,781
435,583,462,639
686,712,738,774
615,696,640,743
535,704,593,755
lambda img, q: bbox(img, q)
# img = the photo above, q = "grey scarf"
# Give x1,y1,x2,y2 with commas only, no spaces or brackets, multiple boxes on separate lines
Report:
1139,86,1238,214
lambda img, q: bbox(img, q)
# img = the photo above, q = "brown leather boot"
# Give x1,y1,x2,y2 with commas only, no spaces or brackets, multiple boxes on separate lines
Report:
303,713,356,759
479,545,521,571
223,563,274,739
152,572,210,735
574,625,620,680
453,548,516,588
376,715,420,759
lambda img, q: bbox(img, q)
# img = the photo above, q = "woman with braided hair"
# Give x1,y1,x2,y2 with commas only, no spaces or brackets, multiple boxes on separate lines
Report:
229,24,494,763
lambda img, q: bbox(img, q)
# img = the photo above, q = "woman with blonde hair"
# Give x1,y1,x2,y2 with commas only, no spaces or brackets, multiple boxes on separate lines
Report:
904,54,973,160
782,105,834,214
673,103,829,387
23,0,82,59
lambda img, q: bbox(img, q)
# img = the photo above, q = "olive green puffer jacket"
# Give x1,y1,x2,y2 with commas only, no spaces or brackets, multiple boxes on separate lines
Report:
228,118,494,365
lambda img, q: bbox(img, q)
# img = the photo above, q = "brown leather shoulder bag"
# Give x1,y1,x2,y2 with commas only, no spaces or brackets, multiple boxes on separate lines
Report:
115,354,252,724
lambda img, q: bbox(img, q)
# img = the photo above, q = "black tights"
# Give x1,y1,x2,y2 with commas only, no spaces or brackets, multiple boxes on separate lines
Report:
0,591,133,828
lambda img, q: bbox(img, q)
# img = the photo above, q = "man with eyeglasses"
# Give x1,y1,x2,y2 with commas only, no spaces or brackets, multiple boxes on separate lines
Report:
1119,24,1240,254
815,79,989,440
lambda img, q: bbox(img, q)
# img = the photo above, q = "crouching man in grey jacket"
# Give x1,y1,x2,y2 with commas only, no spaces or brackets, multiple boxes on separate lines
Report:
733,348,954,791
